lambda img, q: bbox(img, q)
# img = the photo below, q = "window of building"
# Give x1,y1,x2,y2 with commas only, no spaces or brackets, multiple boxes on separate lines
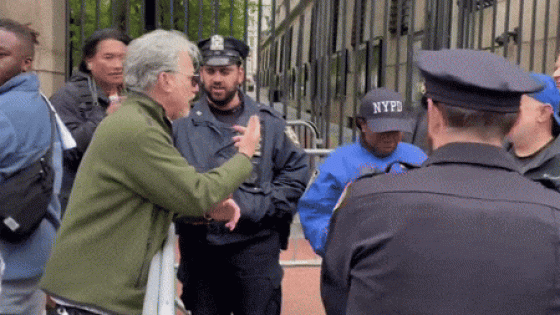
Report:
389,0,411,36
351,0,366,46
331,0,340,53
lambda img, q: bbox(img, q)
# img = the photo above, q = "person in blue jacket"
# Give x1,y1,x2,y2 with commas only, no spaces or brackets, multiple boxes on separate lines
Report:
297,87,427,257
0,19,70,315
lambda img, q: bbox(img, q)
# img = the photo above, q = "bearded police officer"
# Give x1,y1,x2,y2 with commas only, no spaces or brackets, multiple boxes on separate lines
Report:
173,35,310,315
321,49,560,315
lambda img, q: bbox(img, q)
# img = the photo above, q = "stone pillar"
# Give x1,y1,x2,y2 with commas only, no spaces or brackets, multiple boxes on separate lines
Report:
0,0,67,96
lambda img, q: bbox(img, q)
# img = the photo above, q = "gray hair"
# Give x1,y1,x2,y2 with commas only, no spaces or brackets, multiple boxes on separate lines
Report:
124,29,200,91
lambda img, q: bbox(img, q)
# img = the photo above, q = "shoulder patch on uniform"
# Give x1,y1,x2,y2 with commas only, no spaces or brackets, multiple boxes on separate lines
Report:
285,126,301,147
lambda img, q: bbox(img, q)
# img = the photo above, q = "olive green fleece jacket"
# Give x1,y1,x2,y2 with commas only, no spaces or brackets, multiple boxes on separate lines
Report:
40,92,253,315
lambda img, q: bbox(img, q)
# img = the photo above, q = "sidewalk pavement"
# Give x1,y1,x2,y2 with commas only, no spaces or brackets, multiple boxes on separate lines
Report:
280,238,325,315
175,216,326,315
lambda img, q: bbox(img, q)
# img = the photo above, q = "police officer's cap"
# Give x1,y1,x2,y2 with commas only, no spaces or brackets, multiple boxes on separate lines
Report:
198,35,250,67
416,49,544,113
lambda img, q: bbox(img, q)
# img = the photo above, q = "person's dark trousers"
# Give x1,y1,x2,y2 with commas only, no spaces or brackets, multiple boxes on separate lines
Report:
178,230,283,315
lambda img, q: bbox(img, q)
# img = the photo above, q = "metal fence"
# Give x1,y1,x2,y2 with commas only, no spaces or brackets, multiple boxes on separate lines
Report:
64,0,258,81
66,1,560,148
257,0,560,148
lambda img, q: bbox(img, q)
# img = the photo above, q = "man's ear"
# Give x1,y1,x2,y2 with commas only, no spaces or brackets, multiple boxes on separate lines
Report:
157,71,174,93
540,104,555,124
355,117,366,133
427,98,444,138
21,57,33,72
238,65,245,84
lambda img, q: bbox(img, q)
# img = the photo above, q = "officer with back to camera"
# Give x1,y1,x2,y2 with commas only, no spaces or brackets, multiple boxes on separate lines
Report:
173,35,310,315
321,49,560,315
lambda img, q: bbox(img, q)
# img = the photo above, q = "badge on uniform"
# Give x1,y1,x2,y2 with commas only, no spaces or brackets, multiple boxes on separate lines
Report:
210,35,224,51
254,138,262,157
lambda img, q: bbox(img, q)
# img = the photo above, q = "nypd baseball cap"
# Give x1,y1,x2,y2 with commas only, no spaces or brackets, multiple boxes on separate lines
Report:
527,73,560,128
198,35,250,67
358,88,413,133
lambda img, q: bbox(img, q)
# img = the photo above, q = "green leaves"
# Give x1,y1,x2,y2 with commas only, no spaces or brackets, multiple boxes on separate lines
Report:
68,0,258,70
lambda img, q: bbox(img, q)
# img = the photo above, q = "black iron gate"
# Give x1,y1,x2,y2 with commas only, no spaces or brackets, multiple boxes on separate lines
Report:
67,0,560,148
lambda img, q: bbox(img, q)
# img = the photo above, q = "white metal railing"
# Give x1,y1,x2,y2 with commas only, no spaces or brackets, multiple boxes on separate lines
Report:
286,119,323,149
142,224,186,315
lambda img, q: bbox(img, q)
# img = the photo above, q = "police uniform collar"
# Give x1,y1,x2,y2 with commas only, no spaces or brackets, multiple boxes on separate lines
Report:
209,99,244,116
425,142,520,173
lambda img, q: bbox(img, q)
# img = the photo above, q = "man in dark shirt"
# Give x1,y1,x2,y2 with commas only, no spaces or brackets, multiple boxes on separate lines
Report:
507,73,560,191
321,49,560,315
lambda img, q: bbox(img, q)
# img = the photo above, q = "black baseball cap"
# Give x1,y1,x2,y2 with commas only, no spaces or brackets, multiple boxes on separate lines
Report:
358,88,413,133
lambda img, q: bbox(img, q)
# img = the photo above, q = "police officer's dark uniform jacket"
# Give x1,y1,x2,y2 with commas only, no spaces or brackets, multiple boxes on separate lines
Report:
173,35,309,314
173,91,309,246
321,49,560,315
321,142,560,314
173,90,309,313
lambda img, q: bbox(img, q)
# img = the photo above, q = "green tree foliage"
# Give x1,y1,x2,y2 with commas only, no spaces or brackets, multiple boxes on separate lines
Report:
68,0,258,70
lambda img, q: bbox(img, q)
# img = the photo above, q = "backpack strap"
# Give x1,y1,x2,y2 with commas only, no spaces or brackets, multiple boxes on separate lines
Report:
40,94,60,230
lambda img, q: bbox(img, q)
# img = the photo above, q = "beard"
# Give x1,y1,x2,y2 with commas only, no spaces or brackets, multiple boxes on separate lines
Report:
205,84,239,108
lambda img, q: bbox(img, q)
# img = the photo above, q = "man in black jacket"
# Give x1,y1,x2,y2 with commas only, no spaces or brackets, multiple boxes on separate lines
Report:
321,49,560,315
173,35,310,315
507,73,560,191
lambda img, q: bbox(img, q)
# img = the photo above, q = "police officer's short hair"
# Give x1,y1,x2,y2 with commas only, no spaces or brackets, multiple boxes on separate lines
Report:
432,100,518,139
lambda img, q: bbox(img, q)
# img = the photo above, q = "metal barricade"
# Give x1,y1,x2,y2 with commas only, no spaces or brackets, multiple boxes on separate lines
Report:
143,223,188,315
281,120,333,267
286,120,323,149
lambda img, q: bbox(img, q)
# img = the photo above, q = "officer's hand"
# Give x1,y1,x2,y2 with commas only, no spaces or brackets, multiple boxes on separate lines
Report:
206,197,241,231
233,115,261,158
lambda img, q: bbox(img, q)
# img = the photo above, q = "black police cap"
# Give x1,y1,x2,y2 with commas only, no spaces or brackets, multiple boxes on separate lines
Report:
416,49,544,113
198,35,250,66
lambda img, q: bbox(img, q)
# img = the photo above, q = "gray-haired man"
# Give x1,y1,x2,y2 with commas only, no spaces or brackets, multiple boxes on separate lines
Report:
40,30,261,315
